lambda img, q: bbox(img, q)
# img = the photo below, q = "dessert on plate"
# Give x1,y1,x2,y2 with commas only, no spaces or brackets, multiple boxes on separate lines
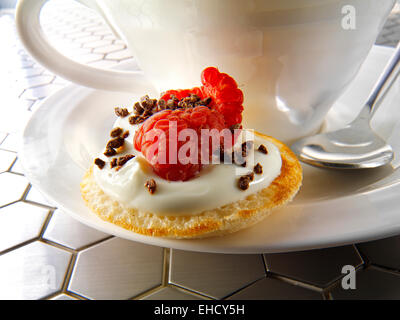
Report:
80,67,302,239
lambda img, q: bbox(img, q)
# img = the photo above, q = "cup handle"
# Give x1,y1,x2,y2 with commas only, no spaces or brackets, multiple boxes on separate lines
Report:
16,0,152,92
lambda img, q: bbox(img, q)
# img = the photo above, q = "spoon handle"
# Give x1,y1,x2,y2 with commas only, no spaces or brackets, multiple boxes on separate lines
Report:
365,41,400,116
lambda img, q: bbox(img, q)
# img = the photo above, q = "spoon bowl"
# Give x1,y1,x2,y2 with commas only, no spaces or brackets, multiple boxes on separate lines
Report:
291,114,394,169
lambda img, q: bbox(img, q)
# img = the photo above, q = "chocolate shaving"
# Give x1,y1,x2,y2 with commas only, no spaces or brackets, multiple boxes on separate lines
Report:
129,115,143,125
110,158,118,168
133,102,144,115
258,144,268,154
254,163,263,174
246,171,255,181
114,107,129,118
94,158,105,169
104,147,117,157
157,99,166,111
117,154,135,167
241,141,254,158
145,179,157,194
110,127,123,138
106,137,124,149
238,176,250,191
229,123,242,133
199,96,212,106
122,130,130,139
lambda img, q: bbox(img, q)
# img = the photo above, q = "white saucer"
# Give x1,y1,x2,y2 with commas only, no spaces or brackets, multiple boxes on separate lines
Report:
21,45,400,254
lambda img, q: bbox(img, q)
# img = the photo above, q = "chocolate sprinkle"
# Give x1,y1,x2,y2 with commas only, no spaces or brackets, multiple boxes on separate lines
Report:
229,123,242,133
246,171,255,181
94,158,105,169
258,144,268,154
134,102,144,115
104,147,117,157
129,115,143,125
110,127,123,138
254,163,263,174
122,130,130,139
238,176,250,191
114,107,129,118
106,137,124,149
117,154,135,167
145,179,157,194
110,158,118,168
241,141,254,158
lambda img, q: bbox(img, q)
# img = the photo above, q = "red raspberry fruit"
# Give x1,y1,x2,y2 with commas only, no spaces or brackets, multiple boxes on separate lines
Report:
160,67,243,128
134,106,226,181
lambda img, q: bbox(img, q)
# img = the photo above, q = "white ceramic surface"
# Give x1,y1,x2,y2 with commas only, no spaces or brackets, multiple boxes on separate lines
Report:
21,46,400,254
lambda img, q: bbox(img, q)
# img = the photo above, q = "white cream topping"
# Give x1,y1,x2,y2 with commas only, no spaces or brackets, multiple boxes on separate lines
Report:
93,116,282,216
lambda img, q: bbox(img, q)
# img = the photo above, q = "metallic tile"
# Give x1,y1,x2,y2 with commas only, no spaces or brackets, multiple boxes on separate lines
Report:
82,39,112,49
19,84,63,100
16,75,55,90
68,237,163,299
93,43,126,54
0,202,49,252
50,294,78,300
0,132,7,145
25,185,56,208
227,277,323,300
43,209,110,250
357,235,400,270
10,157,25,174
330,266,400,300
0,172,29,207
18,67,44,78
170,250,265,299
142,286,206,300
105,49,133,61
0,241,72,299
0,149,16,172
264,245,363,288
0,133,21,152
74,35,102,44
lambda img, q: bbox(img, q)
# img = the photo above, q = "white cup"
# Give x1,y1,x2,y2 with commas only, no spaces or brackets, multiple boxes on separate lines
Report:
16,0,395,142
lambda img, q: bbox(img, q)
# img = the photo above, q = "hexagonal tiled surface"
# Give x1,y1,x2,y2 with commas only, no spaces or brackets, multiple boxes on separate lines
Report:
357,236,400,270
142,286,207,300
25,185,56,208
331,267,400,300
0,0,400,300
227,277,323,300
0,241,72,299
0,202,49,253
0,172,29,207
264,245,363,288
68,238,164,299
0,150,17,172
50,293,78,300
169,250,266,299
43,209,110,250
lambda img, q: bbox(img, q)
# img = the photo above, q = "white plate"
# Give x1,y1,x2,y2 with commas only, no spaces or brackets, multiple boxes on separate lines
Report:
21,45,400,254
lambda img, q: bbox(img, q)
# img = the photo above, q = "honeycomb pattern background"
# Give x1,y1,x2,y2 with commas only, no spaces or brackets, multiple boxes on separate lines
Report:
1,1,400,300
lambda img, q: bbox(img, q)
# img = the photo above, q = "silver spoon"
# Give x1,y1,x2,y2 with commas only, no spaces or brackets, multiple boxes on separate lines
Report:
291,42,400,169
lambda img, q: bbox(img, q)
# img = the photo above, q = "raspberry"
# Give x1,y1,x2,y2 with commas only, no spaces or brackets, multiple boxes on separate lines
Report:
201,67,244,127
134,106,226,181
160,67,243,128
134,67,244,181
